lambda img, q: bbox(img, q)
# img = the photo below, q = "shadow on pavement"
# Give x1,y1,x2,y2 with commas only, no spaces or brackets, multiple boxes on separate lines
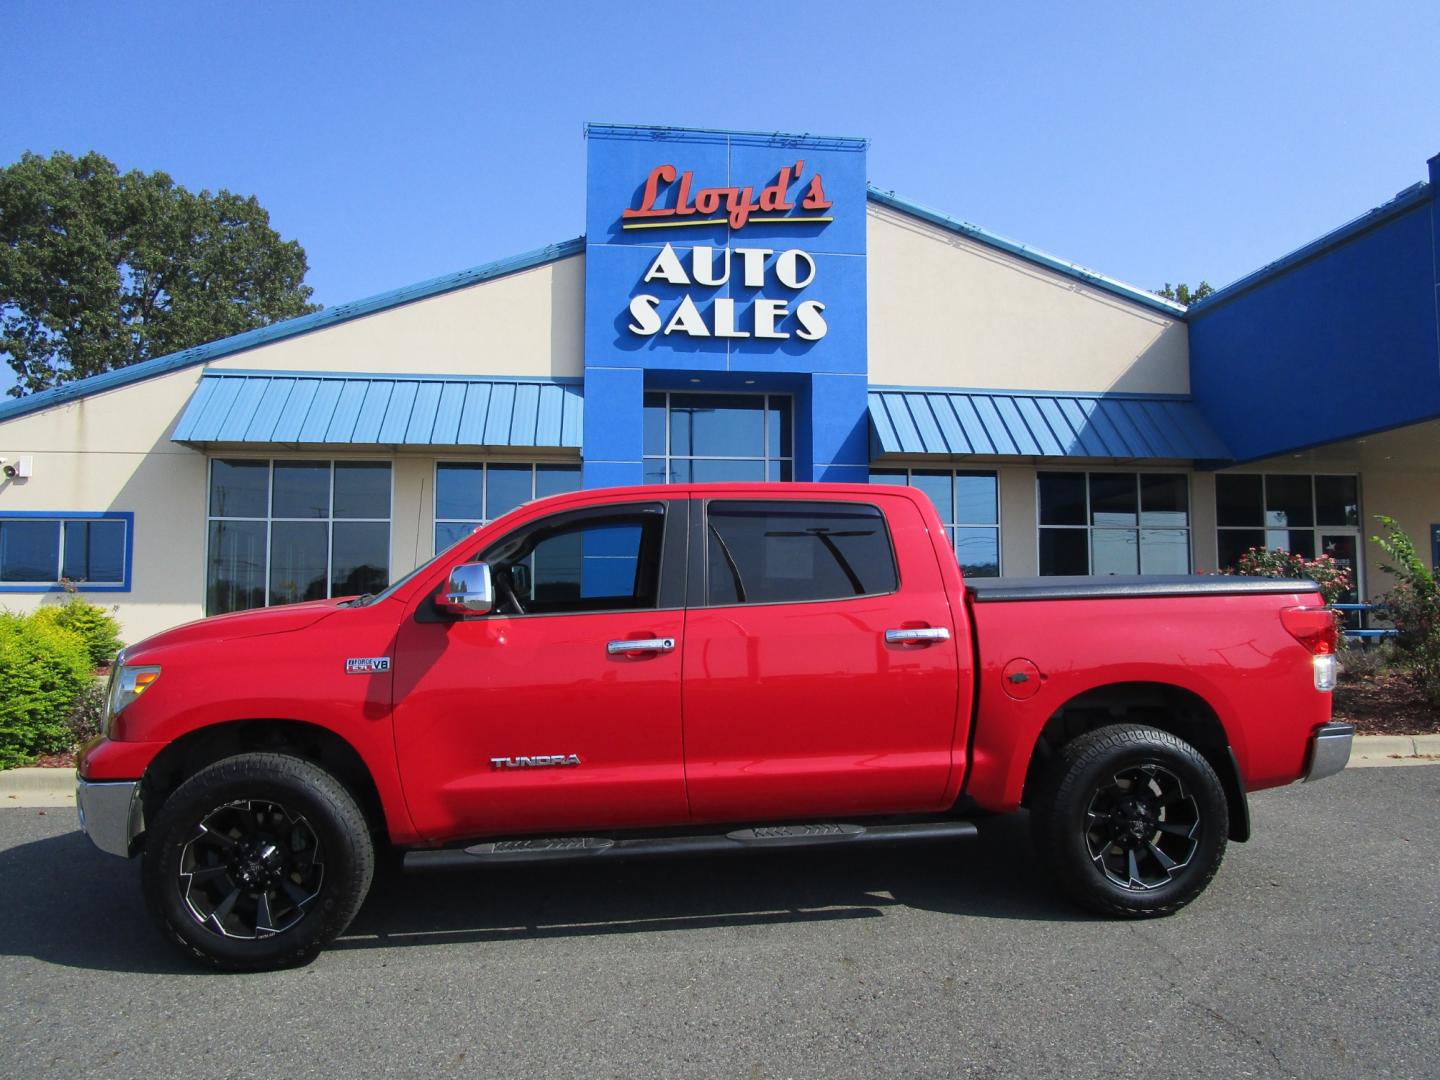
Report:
0,811,1090,973
0,826,196,975
340,810,1093,953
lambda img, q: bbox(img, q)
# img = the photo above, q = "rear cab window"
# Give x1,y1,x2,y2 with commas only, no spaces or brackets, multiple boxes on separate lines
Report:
703,500,899,606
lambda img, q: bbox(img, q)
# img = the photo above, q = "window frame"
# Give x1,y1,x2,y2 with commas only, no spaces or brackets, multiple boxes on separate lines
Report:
1214,471,1363,598
697,497,901,609
643,390,795,484
0,510,134,592
471,501,671,618
1035,469,1193,577
205,457,394,615
432,459,583,555
868,466,1001,577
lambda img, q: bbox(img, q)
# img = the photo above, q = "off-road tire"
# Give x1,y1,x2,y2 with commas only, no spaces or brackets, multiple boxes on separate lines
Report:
1031,723,1229,918
141,752,374,971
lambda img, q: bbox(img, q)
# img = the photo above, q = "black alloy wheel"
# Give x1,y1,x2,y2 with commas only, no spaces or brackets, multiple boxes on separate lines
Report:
1031,723,1229,918
1083,763,1200,890
179,799,325,939
142,752,375,971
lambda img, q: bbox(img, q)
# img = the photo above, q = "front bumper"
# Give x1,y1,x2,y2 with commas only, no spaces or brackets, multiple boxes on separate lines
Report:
1303,722,1355,783
75,774,144,858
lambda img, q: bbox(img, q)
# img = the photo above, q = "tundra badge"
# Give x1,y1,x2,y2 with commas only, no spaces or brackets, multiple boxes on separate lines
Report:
490,755,582,769
345,657,391,674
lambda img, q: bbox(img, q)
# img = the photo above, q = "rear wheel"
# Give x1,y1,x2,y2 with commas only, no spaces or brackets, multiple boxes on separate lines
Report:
141,752,374,971
1031,724,1228,918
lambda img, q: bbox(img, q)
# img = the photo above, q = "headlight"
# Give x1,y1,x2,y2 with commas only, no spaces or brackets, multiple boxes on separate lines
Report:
105,664,162,733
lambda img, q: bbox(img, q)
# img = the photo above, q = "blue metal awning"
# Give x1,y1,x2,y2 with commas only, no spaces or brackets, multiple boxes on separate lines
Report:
868,388,1231,461
172,370,583,449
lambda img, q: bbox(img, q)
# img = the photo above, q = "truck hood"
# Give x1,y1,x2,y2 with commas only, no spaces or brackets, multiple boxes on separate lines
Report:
122,598,348,660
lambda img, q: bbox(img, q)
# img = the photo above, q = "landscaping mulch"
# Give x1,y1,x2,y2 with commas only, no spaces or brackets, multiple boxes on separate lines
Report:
31,751,76,769
1334,669,1440,736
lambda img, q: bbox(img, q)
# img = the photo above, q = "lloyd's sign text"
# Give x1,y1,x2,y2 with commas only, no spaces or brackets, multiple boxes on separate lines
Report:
621,159,832,232
622,161,833,342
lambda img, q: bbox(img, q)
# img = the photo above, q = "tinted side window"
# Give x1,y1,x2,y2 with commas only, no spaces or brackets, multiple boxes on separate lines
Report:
706,501,898,606
480,505,665,615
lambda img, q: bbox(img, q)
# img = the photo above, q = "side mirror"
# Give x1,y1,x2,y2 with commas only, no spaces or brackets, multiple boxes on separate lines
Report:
437,562,493,615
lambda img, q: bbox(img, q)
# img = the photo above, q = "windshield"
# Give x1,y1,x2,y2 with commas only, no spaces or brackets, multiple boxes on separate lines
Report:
349,525,481,607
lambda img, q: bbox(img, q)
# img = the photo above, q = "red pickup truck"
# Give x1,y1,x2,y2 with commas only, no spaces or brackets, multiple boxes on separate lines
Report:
76,483,1352,971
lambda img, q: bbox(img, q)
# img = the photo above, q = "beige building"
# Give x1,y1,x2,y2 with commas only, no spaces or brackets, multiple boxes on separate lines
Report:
0,125,1436,644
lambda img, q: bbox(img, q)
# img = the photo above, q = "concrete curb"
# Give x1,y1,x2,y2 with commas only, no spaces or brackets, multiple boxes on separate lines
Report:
2,733,1437,808
1,767,77,808
1349,733,1440,768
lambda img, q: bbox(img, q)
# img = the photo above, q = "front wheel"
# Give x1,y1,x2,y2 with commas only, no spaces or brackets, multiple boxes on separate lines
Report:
1031,724,1229,918
141,752,375,971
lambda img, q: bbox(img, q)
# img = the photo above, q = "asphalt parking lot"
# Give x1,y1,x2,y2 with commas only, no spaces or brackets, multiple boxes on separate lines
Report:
2,767,1436,1079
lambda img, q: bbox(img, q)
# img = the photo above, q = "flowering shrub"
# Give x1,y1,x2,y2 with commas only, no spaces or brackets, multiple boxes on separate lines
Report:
1223,548,1353,606
1371,516,1440,706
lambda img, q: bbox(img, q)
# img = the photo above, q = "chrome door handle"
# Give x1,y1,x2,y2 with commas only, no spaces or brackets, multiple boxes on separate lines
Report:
607,637,676,655
885,627,951,644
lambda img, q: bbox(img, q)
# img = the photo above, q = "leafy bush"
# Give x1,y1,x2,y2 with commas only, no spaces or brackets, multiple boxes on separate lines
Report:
1371,515,1440,706
0,612,93,768
1223,547,1354,605
65,677,109,748
32,597,123,668
1338,638,1394,681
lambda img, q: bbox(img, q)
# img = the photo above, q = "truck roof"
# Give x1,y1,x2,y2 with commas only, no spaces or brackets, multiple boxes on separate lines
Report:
534,481,918,501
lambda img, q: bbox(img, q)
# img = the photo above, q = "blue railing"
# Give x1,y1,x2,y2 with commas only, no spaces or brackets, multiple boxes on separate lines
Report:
1331,603,1399,642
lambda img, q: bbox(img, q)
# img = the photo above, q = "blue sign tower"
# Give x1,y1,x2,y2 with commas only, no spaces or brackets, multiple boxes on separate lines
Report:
582,124,870,489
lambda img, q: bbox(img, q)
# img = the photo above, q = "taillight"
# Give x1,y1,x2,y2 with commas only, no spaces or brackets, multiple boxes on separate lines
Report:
1280,606,1338,655
1280,606,1339,692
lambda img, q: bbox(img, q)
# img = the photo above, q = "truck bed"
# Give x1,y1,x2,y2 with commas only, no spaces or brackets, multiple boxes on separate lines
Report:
966,574,1323,603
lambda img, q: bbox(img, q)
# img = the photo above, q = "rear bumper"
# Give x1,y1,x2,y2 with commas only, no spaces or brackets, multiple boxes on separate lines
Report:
75,774,143,858
1303,722,1354,783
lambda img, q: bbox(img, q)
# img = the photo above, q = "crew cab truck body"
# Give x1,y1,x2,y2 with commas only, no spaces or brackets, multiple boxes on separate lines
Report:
75,483,1353,970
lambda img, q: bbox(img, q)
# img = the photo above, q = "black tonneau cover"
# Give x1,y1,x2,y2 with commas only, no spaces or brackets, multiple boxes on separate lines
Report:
966,575,1322,603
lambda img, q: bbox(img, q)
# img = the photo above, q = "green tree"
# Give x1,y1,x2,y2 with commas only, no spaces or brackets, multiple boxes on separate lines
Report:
1371,515,1440,705
1156,281,1215,306
0,151,320,396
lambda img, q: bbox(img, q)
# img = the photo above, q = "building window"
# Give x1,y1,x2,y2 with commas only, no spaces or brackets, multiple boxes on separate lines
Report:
207,460,391,616
1037,471,1190,576
1215,473,1360,601
0,512,132,592
643,392,793,483
434,462,582,554
870,468,1000,577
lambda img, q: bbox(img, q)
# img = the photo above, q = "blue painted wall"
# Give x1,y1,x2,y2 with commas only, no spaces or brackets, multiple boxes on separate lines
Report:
1189,162,1440,463
582,125,869,488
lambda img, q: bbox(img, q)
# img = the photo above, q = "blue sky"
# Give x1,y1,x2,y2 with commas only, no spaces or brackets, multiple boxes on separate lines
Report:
4,1,1438,394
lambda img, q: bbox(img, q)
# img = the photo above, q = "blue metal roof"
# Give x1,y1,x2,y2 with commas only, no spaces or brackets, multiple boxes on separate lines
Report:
172,370,583,449
868,387,1231,462
0,238,585,426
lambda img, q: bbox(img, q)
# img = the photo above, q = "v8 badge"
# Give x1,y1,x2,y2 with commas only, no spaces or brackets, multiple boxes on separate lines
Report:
345,657,391,674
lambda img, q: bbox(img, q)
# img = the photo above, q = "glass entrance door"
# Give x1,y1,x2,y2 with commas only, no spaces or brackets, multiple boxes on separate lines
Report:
1321,533,1362,629
643,392,793,484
